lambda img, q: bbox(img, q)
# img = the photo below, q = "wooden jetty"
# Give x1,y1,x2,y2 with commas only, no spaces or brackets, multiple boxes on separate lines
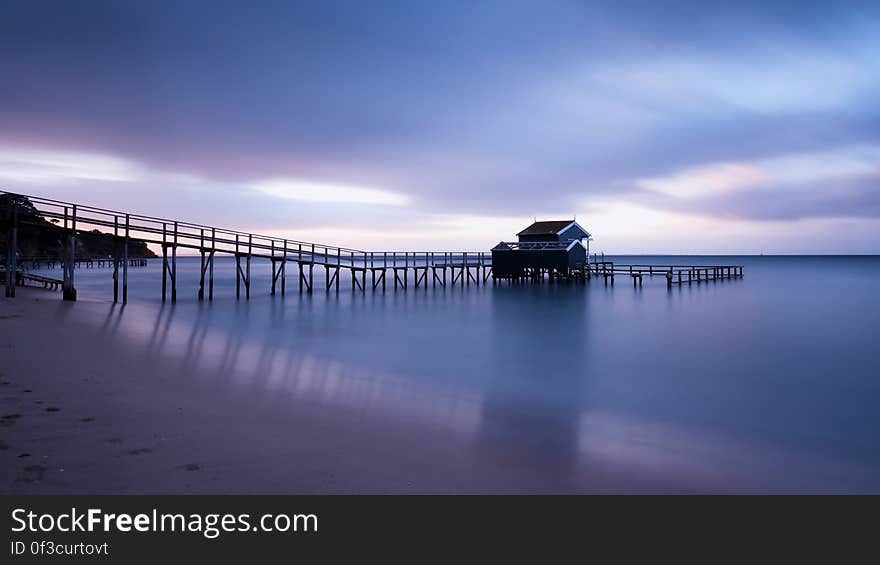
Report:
17,256,148,270
585,261,743,287
2,191,743,302
1,192,493,303
0,270,63,291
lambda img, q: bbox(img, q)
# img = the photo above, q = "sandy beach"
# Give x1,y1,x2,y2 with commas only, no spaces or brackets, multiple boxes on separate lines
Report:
1,287,653,494
4,253,879,495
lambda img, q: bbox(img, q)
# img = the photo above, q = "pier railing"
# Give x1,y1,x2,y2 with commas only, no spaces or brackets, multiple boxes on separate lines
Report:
2,191,490,267
587,262,744,287
1,191,492,301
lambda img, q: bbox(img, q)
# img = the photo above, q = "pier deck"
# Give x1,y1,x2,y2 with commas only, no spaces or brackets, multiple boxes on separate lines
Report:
587,262,744,287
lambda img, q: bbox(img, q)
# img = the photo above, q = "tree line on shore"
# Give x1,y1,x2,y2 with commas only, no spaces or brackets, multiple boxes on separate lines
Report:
0,194,157,259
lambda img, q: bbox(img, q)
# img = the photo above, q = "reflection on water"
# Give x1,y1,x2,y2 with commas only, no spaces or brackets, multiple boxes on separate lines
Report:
36,255,880,492
480,285,591,486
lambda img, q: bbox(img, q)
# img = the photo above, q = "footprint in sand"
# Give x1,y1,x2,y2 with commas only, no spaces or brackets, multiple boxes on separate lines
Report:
18,464,47,484
1,414,22,426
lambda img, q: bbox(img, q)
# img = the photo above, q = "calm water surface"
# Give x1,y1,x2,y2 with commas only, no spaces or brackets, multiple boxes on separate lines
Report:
29,255,880,492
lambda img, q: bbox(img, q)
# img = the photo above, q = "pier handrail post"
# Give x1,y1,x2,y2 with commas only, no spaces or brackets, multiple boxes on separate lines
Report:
246,234,252,298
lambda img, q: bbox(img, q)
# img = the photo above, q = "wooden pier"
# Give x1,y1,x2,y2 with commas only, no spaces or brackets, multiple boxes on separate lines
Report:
17,256,149,270
489,261,743,287
2,191,743,302
583,261,744,287
2,192,493,303
0,270,63,291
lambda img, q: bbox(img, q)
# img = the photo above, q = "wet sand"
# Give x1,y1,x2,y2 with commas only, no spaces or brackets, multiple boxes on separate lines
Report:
1,288,668,494
6,257,880,494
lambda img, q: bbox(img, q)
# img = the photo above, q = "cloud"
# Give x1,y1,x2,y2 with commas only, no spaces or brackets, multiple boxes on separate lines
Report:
252,178,410,206
0,147,138,184
2,1,880,252
588,24,880,117
636,145,880,210
638,163,768,199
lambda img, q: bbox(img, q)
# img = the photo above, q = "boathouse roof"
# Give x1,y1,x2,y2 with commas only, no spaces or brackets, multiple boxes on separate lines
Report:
516,220,591,239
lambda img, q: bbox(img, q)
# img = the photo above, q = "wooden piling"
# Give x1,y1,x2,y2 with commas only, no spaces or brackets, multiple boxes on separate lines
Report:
246,234,252,299
235,234,241,299
112,216,118,303
162,223,168,301
63,205,77,301
4,204,17,298
123,214,129,304
171,221,178,302
281,240,287,296
199,228,206,300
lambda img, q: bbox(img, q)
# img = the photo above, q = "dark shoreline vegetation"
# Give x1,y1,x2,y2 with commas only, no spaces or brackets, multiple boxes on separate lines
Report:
0,194,157,259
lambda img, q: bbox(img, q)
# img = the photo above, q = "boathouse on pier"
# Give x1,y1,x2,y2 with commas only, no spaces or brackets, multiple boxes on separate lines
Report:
491,220,591,279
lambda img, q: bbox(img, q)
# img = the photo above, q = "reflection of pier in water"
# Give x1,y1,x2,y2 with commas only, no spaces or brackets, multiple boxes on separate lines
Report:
91,299,484,437
476,285,592,490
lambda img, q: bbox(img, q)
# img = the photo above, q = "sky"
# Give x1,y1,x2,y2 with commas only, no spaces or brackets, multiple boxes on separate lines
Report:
2,0,879,253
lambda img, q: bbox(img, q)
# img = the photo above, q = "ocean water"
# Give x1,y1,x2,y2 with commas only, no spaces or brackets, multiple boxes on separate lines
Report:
25,255,880,492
